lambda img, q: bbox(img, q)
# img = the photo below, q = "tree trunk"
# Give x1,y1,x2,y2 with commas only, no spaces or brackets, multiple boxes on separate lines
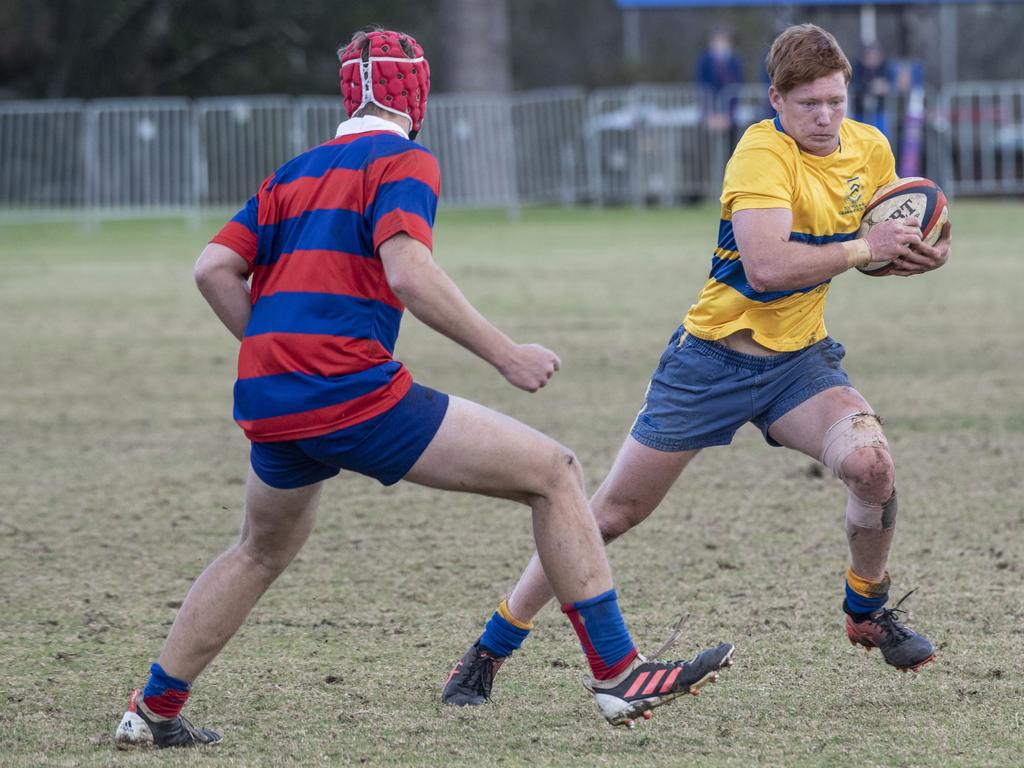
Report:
439,0,511,93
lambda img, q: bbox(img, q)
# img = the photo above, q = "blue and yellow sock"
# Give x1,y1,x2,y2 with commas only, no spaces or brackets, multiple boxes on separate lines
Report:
561,588,638,681
141,662,191,720
845,567,891,617
478,599,533,658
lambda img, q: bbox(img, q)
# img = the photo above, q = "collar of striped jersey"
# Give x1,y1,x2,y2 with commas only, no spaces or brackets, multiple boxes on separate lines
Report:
335,115,409,140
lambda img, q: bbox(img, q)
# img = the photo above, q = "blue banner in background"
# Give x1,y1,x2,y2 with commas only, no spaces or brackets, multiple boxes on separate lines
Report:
617,0,984,6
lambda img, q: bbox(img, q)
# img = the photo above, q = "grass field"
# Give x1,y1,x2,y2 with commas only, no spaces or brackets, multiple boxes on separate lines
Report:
1,203,1022,767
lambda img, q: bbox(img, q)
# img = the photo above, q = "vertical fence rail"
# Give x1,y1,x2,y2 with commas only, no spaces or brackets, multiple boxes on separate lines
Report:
1,82,1023,222
197,97,296,206
943,82,1024,196
83,98,196,220
511,87,587,205
0,100,86,220
586,84,717,206
296,97,346,151
418,94,518,208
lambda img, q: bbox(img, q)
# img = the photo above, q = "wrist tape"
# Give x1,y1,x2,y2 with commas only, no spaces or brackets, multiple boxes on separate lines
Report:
842,239,873,269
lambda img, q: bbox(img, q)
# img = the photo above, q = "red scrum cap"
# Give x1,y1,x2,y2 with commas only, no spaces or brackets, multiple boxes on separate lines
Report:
339,29,430,138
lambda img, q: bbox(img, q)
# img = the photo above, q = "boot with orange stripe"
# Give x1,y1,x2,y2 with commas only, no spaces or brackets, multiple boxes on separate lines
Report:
844,590,935,672
585,643,735,727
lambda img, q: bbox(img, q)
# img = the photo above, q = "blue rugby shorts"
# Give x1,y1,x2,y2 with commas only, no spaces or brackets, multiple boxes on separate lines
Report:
630,327,852,452
250,382,450,489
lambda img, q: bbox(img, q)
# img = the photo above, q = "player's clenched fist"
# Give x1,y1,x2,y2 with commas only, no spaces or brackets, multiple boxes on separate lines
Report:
499,343,562,392
890,221,952,276
862,217,922,263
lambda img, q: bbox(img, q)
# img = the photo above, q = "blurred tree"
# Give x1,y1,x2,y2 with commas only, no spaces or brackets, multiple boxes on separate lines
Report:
0,0,437,98
508,0,623,89
437,0,510,93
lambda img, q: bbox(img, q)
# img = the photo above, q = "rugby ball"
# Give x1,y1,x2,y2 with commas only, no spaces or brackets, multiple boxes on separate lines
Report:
856,177,949,276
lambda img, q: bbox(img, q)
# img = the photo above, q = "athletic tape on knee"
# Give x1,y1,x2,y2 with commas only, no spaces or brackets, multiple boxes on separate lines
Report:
820,411,888,482
847,489,898,530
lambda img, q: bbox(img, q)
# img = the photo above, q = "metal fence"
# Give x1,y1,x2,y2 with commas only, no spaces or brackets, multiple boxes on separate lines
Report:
586,85,711,206
419,93,518,207
86,98,197,216
0,80,1021,222
941,81,1024,196
0,100,87,209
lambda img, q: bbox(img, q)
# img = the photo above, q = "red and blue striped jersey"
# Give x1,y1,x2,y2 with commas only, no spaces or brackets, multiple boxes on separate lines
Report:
210,120,440,442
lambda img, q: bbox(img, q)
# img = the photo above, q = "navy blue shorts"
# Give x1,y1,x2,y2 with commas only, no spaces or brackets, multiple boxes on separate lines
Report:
630,327,851,452
250,383,450,489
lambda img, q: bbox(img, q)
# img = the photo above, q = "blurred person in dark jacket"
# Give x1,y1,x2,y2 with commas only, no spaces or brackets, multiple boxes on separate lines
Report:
697,26,745,145
852,41,894,138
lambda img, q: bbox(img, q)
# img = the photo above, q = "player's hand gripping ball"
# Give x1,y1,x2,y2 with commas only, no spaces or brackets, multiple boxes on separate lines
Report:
857,177,949,276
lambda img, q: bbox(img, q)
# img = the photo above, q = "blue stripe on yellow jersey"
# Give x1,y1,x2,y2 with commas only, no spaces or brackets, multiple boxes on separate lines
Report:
708,254,826,303
684,117,897,351
210,127,440,442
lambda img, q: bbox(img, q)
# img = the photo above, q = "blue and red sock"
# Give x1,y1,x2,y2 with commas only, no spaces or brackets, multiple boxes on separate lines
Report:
141,662,191,720
562,588,638,680
479,599,533,657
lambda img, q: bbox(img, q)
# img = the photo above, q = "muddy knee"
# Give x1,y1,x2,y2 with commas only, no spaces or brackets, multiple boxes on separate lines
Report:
841,446,895,502
821,412,894,501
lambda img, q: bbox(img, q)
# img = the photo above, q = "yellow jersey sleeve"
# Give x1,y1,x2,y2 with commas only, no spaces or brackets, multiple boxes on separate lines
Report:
722,145,793,212
870,134,898,190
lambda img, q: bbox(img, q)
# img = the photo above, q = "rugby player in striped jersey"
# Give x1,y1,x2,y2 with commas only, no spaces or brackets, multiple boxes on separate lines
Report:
114,28,734,749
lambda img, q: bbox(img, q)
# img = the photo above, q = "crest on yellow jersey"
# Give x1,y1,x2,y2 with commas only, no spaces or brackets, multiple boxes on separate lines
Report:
840,176,866,215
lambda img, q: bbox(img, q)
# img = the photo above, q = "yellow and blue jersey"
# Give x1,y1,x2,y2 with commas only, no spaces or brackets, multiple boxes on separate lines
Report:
683,117,897,351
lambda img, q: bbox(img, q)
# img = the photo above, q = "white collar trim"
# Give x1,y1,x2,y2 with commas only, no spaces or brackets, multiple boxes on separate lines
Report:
335,115,409,139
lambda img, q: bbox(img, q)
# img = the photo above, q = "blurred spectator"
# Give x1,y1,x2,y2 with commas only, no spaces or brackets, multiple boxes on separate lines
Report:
890,58,927,177
852,41,894,137
696,27,744,142
891,58,925,95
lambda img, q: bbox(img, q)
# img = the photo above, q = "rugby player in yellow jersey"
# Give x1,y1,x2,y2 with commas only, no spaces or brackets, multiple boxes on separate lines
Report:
442,24,951,706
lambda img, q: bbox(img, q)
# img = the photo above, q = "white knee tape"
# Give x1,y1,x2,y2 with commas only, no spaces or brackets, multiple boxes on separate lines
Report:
820,411,888,482
846,489,898,530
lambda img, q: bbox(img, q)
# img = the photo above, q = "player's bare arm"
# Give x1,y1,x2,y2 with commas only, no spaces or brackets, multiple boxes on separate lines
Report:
889,221,952,276
378,233,560,392
194,243,251,341
733,207,922,292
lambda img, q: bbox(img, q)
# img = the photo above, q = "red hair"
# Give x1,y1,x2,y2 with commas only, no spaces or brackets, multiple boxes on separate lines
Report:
766,24,851,94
